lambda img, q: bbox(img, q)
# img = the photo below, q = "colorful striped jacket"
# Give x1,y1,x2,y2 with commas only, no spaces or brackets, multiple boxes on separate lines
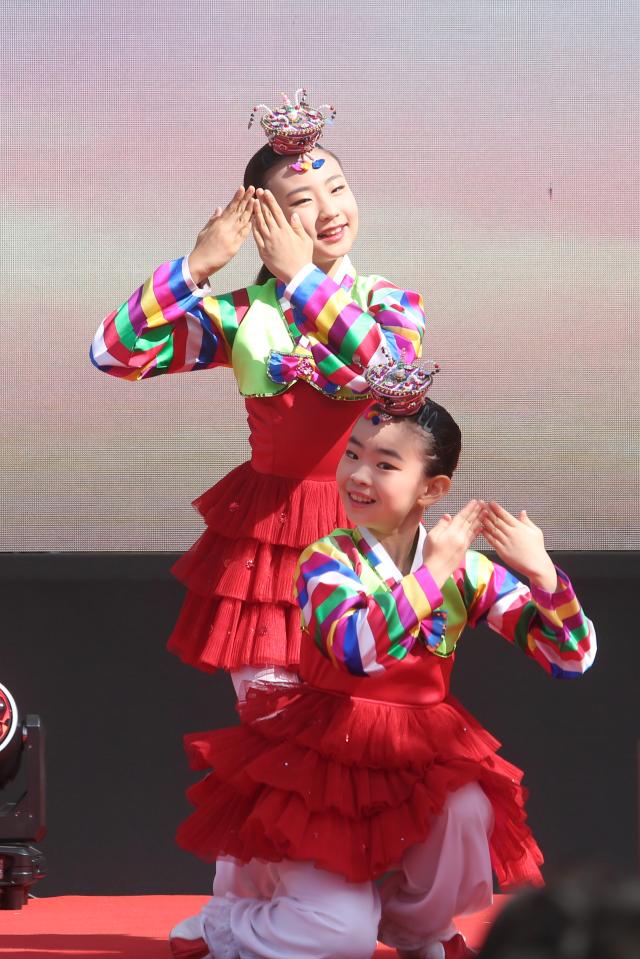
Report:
295,525,597,680
90,256,425,397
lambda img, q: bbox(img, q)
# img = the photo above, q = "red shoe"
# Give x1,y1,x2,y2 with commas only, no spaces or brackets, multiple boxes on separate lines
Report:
399,933,477,959
169,915,212,959
168,937,210,959
443,933,477,958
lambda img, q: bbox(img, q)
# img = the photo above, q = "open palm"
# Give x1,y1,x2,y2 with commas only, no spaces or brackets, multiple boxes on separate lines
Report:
188,186,255,283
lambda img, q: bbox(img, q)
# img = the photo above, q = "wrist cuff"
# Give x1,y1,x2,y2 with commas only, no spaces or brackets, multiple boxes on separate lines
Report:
530,566,574,607
284,262,317,301
182,256,213,297
408,565,444,617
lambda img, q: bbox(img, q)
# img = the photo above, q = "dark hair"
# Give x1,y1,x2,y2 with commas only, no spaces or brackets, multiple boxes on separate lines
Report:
243,144,343,285
476,871,640,959
405,399,461,478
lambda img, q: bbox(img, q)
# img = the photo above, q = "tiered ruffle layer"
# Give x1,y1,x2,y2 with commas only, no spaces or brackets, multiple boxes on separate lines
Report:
167,462,349,671
177,685,544,890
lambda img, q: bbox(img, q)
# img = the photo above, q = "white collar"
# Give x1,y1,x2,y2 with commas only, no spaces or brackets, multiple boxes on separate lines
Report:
330,255,355,287
356,524,427,583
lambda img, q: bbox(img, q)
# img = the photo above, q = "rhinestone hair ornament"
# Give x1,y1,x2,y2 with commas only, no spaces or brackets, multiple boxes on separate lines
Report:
364,361,441,424
248,88,336,173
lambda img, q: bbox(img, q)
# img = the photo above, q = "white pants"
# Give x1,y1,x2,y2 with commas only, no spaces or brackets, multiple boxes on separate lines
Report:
230,665,300,703
199,665,306,956
202,782,494,959
206,859,379,959
378,781,494,952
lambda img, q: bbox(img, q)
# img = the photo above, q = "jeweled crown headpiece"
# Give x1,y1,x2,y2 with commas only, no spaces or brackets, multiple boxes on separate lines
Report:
248,88,336,173
365,361,440,417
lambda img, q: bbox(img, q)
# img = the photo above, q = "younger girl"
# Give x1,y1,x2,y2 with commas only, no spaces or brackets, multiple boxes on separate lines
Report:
90,91,425,696
172,363,597,959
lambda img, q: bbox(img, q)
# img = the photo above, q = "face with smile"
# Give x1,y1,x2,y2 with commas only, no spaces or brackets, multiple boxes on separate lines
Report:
264,149,359,274
336,414,450,541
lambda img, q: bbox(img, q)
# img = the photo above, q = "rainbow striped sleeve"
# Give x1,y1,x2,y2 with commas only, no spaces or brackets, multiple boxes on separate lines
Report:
285,266,425,393
456,550,597,679
294,535,443,675
90,257,250,380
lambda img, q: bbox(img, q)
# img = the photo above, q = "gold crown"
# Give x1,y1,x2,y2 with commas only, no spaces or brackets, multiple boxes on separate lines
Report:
365,361,440,415
249,88,336,169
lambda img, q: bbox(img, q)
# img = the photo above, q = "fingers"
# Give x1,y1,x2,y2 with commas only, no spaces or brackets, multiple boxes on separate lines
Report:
227,186,255,218
466,513,484,541
252,194,283,237
239,192,255,226
253,189,276,231
251,217,265,251
481,504,505,543
481,502,511,540
447,500,483,546
204,188,253,231
290,211,307,234
486,501,517,526
202,206,223,229
226,186,245,214
252,196,270,237
483,501,538,537
482,523,505,549
453,499,477,522
481,502,539,550
431,503,480,537
519,509,536,528
456,498,483,528
236,188,255,227
258,189,288,227
251,188,302,246
429,514,454,535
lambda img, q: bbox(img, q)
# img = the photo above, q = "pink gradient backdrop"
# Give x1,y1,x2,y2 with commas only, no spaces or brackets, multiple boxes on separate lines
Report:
2,0,638,550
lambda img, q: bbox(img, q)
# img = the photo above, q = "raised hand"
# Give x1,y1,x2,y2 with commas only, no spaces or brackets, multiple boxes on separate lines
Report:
187,186,255,284
422,499,484,589
251,189,314,284
482,502,557,591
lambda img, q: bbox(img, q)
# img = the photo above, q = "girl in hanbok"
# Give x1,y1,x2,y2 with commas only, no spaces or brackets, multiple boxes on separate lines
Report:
90,90,425,696
91,91,427,949
173,362,597,959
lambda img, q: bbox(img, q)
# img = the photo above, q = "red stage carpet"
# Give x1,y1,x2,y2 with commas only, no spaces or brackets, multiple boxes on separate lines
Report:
0,895,506,957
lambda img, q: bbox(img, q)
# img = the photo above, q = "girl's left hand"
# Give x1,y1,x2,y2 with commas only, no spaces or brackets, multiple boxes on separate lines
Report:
482,502,558,591
252,189,314,283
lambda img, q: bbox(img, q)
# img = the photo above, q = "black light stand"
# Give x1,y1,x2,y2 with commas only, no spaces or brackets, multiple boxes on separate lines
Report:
0,683,46,909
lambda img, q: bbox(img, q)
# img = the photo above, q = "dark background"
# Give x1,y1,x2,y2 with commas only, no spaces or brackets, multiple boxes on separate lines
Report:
1,550,636,896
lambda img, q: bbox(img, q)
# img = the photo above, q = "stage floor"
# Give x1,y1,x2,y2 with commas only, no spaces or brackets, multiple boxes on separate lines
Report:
0,894,506,957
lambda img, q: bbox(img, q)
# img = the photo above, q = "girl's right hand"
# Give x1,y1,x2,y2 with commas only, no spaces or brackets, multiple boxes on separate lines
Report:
422,499,484,589
187,186,255,284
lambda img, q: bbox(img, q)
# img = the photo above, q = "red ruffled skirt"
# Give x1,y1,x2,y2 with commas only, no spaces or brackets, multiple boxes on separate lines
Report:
176,685,544,890
167,462,349,671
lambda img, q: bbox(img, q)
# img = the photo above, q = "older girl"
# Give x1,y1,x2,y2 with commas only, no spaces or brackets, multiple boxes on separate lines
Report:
91,93,425,695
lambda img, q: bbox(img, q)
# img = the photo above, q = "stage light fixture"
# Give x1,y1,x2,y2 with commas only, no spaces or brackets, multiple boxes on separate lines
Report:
0,682,46,909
